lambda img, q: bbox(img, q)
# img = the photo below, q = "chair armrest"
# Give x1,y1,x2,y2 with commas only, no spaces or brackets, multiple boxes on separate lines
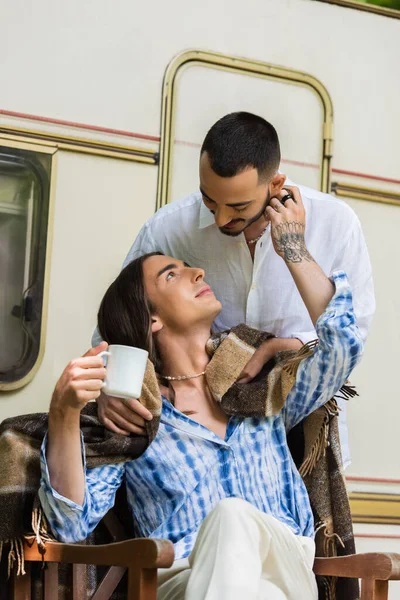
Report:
24,538,175,570
314,553,400,581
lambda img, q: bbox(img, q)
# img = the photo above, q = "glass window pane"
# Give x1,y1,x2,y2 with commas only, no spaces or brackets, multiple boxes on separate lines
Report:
0,147,52,385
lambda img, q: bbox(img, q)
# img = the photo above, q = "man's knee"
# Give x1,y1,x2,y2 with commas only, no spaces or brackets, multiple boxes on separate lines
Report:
212,497,253,518
210,499,284,534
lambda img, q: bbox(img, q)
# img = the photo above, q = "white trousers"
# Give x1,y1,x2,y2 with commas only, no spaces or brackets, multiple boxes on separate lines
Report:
157,498,318,600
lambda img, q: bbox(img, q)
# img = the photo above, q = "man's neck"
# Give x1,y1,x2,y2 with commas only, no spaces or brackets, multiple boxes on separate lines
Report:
157,327,211,381
157,326,229,439
243,214,270,244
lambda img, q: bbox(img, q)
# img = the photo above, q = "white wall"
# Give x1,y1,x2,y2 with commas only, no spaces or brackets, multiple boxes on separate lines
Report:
346,197,400,479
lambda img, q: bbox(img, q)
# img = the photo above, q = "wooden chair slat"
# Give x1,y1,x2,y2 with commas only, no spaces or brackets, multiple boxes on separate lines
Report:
72,564,87,600
360,578,389,600
44,563,58,600
10,564,31,600
102,511,127,542
127,567,158,600
91,566,126,600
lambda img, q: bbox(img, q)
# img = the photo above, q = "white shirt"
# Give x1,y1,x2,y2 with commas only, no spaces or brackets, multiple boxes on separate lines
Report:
97,180,375,467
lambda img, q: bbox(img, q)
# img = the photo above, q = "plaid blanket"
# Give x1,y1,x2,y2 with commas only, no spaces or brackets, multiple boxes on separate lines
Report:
0,324,358,599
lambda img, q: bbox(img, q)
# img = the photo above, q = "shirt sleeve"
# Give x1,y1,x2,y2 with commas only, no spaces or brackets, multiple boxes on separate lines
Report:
289,329,317,346
91,222,158,346
288,211,374,348
331,211,375,345
38,433,125,543
121,221,158,268
282,271,364,432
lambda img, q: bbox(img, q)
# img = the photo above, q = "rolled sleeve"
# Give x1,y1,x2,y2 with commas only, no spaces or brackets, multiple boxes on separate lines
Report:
283,271,364,432
39,433,125,543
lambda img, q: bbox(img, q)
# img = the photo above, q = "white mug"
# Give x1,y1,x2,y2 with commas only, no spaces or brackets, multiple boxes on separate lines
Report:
99,345,148,400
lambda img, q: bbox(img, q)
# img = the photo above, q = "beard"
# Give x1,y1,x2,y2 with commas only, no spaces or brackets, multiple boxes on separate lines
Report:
218,190,271,237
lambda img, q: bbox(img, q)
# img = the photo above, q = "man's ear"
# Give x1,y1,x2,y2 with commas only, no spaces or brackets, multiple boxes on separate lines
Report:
151,315,163,334
269,173,286,196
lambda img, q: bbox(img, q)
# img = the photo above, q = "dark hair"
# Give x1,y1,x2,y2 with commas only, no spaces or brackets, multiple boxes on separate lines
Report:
97,252,163,369
200,112,280,181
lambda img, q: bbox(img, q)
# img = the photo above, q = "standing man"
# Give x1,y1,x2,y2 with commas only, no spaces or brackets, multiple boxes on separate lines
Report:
96,112,375,468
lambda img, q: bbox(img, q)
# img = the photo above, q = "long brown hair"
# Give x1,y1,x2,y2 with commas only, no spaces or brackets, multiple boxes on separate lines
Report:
97,252,163,369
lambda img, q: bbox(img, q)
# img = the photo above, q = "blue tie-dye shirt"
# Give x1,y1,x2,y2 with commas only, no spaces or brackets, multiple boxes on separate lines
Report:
39,271,363,560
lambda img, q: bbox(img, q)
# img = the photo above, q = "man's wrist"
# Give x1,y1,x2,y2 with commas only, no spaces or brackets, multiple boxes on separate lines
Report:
269,337,302,352
49,400,81,427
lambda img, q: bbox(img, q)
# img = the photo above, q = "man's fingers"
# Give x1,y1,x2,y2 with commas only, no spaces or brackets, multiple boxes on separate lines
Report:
237,375,252,384
123,398,153,421
236,364,259,384
70,356,106,369
73,378,104,391
269,198,285,212
78,390,102,403
265,206,280,226
106,400,147,427
95,389,153,437
279,185,302,205
102,416,130,437
83,342,108,358
75,367,107,380
106,408,146,435
280,197,296,210
107,402,145,428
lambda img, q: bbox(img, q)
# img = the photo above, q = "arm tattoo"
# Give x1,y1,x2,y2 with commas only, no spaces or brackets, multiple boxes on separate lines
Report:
272,222,315,263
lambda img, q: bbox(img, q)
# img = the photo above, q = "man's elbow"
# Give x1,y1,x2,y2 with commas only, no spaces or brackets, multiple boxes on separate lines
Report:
347,332,364,371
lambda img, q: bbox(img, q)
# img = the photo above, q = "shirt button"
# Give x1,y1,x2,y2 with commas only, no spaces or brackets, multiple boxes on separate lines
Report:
251,284,257,290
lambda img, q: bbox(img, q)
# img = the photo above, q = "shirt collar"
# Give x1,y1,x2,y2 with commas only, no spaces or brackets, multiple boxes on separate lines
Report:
199,199,215,229
160,396,231,446
197,172,293,231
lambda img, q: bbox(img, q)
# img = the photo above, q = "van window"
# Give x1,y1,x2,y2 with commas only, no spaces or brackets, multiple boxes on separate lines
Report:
0,146,53,387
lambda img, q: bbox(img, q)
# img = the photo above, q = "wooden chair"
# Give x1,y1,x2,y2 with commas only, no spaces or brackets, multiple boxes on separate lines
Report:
314,553,400,600
6,495,400,600
10,538,174,600
8,537,400,600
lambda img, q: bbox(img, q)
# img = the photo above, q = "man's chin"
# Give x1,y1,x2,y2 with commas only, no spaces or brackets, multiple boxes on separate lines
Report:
219,225,246,237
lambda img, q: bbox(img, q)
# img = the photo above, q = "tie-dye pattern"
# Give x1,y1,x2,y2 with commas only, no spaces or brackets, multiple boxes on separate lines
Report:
39,271,362,560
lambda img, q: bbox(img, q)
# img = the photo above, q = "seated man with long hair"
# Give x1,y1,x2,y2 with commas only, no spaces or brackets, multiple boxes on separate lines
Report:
39,194,363,600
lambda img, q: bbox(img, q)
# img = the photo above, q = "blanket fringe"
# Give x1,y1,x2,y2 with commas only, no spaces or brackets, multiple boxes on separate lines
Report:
2,504,52,579
322,529,340,600
324,530,345,556
299,395,343,478
314,522,344,600
324,398,340,417
299,413,329,478
282,339,319,377
327,576,337,600
6,537,26,578
319,575,337,600
334,383,359,402
31,504,52,552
